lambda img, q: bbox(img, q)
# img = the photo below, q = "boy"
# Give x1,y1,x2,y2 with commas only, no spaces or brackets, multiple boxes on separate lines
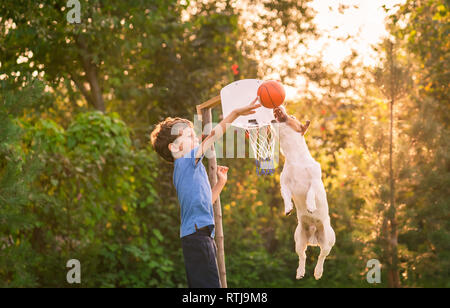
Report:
150,97,260,288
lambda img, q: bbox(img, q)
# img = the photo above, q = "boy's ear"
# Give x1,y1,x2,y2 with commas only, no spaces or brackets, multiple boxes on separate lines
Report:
168,143,177,154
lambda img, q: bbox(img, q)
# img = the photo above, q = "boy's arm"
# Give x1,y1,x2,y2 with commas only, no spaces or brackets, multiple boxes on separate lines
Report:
211,183,224,205
212,166,228,204
195,97,260,162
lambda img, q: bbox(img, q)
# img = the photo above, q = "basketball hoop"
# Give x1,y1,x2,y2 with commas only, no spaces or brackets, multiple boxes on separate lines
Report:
218,79,278,176
246,124,276,176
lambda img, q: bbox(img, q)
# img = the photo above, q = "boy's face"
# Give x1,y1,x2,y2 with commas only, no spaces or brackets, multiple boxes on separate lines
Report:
170,126,199,157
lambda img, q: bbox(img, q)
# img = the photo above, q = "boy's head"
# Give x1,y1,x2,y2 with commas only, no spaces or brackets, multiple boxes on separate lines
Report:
150,117,199,162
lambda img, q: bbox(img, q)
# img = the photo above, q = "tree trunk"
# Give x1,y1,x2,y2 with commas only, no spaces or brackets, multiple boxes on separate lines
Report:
387,41,401,287
201,107,227,288
388,96,401,288
75,36,105,112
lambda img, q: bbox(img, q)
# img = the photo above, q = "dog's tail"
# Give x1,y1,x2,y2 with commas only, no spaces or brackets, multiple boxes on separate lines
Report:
308,225,319,246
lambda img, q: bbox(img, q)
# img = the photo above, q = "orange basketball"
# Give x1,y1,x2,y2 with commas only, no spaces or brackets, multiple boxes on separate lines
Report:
257,80,285,108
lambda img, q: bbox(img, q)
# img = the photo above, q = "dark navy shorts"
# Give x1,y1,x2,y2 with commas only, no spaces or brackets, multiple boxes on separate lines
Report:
181,229,221,288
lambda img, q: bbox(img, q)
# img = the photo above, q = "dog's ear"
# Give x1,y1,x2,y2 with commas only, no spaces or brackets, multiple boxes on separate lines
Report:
301,120,310,136
288,115,310,135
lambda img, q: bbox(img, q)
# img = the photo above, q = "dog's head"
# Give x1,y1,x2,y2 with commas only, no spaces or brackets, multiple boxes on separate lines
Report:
271,106,309,138
271,106,311,159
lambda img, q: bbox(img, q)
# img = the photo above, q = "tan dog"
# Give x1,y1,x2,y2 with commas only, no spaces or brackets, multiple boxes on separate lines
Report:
272,106,336,280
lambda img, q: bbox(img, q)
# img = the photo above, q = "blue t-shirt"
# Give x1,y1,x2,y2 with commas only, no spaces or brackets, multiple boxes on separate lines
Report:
173,147,215,238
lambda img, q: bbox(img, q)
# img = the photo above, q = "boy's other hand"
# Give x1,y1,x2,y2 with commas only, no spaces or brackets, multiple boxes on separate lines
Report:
234,97,261,116
217,166,229,184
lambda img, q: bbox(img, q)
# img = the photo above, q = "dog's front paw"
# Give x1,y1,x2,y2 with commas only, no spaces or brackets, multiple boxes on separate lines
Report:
284,203,294,216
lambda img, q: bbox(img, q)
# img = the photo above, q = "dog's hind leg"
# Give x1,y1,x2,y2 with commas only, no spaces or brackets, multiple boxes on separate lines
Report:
294,223,308,279
314,245,331,280
314,220,335,280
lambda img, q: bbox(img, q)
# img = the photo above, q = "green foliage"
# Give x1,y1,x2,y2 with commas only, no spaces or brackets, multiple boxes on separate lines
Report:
1,0,448,288
0,80,44,287
1,100,182,287
0,0,249,140
66,111,131,155
391,0,449,124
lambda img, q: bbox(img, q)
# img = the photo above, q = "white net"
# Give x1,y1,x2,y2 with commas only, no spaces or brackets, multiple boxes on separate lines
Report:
246,124,276,175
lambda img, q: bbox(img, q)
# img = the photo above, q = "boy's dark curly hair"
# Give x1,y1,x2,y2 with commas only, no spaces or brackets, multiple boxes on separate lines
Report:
150,117,193,162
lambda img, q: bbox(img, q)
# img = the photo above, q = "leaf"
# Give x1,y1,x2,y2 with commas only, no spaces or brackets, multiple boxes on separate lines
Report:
50,178,58,187
152,229,163,242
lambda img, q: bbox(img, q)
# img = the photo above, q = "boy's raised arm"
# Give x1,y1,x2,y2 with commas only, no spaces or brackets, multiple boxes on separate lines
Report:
195,97,260,162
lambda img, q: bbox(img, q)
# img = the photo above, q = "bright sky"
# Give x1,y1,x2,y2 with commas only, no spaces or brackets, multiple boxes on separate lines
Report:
281,0,405,100
308,0,404,68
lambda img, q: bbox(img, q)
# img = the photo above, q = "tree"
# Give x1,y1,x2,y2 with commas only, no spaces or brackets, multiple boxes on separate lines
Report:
0,0,184,113
0,0,251,134
374,40,409,288
388,0,450,286
0,79,46,286
235,0,319,83
390,0,449,126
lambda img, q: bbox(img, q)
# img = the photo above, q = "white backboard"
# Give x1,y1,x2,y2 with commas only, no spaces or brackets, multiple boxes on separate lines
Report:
220,79,275,129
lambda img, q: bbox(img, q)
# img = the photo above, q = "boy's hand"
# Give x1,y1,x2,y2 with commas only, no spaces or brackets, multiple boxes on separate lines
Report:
212,166,228,204
217,166,229,184
233,97,261,116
